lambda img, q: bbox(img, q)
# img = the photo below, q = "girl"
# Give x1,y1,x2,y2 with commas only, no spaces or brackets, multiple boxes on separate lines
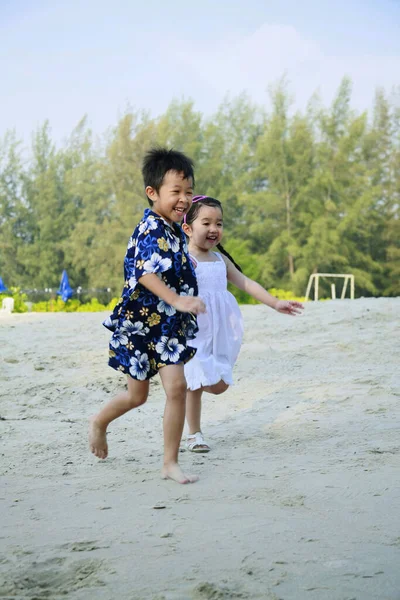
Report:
89,149,206,484
182,196,304,452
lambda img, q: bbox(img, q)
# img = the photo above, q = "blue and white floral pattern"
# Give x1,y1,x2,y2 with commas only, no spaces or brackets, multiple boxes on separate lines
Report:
121,320,149,336
104,209,198,379
157,298,176,316
181,283,195,297
165,229,180,253
142,253,172,275
138,217,158,235
110,330,129,349
156,337,185,362
129,351,150,380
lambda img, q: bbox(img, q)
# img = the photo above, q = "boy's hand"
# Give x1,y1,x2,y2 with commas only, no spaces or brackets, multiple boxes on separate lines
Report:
174,296,206,315
275,300,304,316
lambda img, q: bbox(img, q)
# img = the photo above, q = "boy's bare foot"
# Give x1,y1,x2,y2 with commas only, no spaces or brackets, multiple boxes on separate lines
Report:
161,463,199,484
89,417,108,459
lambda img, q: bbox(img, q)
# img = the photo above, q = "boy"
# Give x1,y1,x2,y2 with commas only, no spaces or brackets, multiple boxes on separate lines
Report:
89,148,205,484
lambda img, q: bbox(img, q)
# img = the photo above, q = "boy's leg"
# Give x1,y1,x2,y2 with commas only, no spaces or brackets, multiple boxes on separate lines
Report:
159,364,198,484
89,376,149,459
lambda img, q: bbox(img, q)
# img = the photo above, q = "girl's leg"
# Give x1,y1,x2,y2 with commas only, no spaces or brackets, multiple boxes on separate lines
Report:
89,376,149,459
203,380,229,395
186,388,210,452
186,388,203,435
159,364,198,484
187,380,229,432
186,381,230,452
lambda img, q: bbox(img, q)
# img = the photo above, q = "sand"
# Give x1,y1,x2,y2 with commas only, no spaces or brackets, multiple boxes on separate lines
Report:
0,298,399,600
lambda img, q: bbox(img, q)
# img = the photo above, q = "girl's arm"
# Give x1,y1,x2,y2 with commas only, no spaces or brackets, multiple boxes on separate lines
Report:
139,273,206,315
221,255,303,316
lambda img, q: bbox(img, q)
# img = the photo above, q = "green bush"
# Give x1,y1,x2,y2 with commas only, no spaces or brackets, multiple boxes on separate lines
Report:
76,298,114,312
232,287,307,305
30,297,78,312
268,288,307,303
0,288,29,313
30,296,119,313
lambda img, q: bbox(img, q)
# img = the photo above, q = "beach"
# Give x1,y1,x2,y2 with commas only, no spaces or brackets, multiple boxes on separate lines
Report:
0,298,399,600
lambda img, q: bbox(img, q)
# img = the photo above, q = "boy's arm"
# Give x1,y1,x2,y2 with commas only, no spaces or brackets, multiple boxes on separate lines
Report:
221,255,303,315
139,274,205,315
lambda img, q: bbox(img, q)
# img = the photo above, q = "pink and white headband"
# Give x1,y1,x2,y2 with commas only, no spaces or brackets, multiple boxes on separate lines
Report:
183,195,208,224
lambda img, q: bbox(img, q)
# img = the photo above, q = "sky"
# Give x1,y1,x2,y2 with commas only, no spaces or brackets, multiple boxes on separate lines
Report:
1,0,400,145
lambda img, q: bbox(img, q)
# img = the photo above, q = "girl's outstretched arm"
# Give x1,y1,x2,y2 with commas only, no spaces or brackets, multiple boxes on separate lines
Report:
222,256,303,316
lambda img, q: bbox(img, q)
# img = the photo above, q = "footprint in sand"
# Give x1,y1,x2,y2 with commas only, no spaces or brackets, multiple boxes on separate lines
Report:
0,558,106,597
191,582,248,599
190,582,280,599
59,540,109,552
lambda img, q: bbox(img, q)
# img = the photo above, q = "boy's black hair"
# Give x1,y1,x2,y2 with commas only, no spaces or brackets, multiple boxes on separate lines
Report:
142,147,195,206
185,196,243,273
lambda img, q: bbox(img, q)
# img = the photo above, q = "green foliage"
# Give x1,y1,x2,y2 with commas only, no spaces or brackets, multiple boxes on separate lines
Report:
1,80,399,299
232,286,306,306
31,298,80,312
75,298,118,312
223,238,264,304
0,288,28,313
268,288,306,302
30,296,118,313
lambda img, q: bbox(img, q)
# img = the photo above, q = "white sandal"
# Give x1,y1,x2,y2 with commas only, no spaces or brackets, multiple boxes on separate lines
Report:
186,432,211,453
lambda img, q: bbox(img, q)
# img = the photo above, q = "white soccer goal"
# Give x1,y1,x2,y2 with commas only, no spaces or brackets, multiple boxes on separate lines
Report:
305,273,355,301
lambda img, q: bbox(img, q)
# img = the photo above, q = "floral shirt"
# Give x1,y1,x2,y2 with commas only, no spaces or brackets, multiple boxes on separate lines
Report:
103,209,198,380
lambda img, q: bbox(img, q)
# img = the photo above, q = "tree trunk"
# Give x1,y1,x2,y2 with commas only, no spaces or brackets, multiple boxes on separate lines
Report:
286,192,294,278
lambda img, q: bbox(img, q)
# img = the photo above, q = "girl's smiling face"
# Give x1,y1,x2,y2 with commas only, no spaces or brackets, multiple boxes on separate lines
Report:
146,170,193,224
183,205,224,252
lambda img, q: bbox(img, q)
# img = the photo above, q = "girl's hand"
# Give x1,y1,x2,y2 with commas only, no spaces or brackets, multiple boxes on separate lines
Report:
174,296,206,315
275,300,304,316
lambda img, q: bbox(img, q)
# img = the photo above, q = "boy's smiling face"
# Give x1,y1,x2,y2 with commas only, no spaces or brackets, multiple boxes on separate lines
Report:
146,170,194,224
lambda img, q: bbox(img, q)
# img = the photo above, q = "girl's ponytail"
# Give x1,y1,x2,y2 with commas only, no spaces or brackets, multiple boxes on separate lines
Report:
216,243,243,273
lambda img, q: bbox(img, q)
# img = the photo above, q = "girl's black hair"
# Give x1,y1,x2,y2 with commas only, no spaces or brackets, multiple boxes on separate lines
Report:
185,196,242,273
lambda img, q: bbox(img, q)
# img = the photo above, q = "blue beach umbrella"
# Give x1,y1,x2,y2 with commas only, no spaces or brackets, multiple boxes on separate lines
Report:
0,276,7,293
56,270,73,302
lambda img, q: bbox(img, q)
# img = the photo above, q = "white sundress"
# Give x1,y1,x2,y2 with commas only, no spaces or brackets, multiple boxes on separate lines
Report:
184,252,244,391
